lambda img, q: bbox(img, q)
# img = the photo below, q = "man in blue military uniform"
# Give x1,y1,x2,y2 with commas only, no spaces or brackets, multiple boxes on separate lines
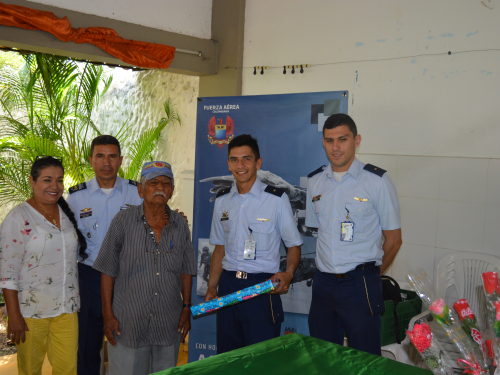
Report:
305,113,402,356
67,135,143,375
205,134,303,354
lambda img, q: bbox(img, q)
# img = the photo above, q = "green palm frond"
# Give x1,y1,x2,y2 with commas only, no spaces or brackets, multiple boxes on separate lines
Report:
0,51,181,195
123,99,181,180
0,158,32,204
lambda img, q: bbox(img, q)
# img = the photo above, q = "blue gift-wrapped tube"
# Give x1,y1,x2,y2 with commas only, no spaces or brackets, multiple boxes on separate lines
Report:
191,279,280,317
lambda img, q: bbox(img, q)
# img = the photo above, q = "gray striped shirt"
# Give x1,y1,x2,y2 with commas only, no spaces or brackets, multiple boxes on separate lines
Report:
93,203,196,349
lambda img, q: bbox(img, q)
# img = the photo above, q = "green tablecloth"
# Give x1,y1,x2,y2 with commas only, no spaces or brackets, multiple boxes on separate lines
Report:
155,334,431,375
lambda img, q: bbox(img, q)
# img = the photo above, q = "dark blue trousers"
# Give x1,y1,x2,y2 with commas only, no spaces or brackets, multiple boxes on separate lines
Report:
77,263,105,375
216,270,283,354
308,264,384,356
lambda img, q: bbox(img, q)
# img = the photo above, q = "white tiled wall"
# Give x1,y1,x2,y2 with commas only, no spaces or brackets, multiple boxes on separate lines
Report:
356,153,500,285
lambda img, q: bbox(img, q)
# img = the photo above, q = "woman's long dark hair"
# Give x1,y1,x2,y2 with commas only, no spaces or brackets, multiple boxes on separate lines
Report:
31,157,88,260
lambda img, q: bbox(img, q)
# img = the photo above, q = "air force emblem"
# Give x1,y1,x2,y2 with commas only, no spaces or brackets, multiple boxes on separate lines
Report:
208,116,235,148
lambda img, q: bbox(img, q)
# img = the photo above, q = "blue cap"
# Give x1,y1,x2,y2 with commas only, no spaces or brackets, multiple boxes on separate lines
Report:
141,161,174,184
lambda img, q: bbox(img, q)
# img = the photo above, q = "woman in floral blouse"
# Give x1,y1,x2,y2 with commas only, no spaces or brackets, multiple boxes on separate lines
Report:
0,156,87,375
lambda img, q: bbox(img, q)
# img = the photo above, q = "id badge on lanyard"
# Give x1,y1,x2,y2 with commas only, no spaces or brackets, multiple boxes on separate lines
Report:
341,208,354,242
244,227,256,260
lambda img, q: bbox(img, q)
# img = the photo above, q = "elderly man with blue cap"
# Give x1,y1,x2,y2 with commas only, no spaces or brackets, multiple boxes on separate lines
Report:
93,161,196,375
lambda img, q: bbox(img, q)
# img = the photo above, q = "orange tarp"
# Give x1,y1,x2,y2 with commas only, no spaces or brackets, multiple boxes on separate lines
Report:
0,2,175,69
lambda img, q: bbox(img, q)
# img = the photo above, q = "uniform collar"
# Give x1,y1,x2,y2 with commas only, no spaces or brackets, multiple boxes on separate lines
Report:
326,157,362,180
229,176,263,199
89,176,123,195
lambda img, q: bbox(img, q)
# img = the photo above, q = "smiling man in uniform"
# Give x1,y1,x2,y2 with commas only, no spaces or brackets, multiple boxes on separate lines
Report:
306,113,402,355
205,134,303,354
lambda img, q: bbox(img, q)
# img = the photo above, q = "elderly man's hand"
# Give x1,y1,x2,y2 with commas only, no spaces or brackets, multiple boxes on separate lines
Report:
103,314,121,346
268,271,294,294
178,308,191,343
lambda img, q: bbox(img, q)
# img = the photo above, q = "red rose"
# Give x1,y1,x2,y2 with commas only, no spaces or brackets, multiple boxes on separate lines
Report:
406,323,432,353
482,272,500,295
453,299,475,322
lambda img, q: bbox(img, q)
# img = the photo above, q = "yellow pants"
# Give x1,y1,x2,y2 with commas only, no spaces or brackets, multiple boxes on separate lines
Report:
16,312,78,375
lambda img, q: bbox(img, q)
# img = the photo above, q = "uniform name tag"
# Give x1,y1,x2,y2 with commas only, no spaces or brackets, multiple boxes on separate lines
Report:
80,211,92,219
244,240,256,260
341,222,354,242
312,195,322,202
221,211,229,221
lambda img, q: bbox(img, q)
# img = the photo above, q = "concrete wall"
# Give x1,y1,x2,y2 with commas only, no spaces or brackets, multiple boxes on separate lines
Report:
92,68,199,225
242,0,500,284
29,0,213,39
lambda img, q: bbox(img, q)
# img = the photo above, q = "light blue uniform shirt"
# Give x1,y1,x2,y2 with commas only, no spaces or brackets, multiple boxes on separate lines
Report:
210,177,303,274
305,157,401,274
67,176,143,266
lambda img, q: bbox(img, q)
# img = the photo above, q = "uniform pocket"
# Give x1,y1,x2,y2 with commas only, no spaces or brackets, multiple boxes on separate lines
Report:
80,217,97,241
345,202,376,240
354,268,385,315
221,220,232,233
249,221,274,251
262,293,284,325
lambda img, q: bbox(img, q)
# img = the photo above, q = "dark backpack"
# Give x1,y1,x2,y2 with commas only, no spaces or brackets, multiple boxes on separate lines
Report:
381,275,403,344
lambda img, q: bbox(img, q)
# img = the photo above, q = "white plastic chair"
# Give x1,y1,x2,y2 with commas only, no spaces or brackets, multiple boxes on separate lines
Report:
407,252,500,373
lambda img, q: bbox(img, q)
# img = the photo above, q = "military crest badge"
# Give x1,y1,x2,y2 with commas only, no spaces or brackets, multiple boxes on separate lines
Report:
207,116,235,148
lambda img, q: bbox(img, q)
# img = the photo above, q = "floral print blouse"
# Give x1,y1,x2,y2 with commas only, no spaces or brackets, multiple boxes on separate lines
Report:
0,202,79,318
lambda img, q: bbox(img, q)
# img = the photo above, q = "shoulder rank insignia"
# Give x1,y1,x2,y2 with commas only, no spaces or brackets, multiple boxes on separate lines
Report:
129,180,138,186
363,164,387,177
69,182,87,194
216,187,231,198
308,165,326,178
264,185,285,198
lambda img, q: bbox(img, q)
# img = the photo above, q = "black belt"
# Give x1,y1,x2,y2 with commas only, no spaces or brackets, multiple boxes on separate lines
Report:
332,261,376,278
223,270,274,280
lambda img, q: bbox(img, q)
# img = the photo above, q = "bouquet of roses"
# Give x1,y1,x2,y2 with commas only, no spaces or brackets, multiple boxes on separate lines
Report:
481,271,500,371
453,299,488,365
406,321,454,374
407,269,487,373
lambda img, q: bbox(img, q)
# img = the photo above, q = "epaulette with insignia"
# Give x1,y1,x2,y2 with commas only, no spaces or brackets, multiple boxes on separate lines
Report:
264,185,285,197
68,182,87,194
363,164,386,177
129,180,138,186
308,165,326,178
216,187,231,198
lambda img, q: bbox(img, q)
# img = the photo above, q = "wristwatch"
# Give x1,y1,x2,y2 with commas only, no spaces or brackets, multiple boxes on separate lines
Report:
183,303,192,308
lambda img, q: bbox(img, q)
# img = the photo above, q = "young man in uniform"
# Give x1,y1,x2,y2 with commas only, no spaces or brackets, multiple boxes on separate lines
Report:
67,135,143,375
205,134,303,354
306,114,402,355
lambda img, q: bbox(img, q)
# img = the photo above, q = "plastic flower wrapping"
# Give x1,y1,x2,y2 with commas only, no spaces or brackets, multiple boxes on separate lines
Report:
191,279,280,317
481,271,500,373
453,299,489,366
407,269,487,374
406,322,454,374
